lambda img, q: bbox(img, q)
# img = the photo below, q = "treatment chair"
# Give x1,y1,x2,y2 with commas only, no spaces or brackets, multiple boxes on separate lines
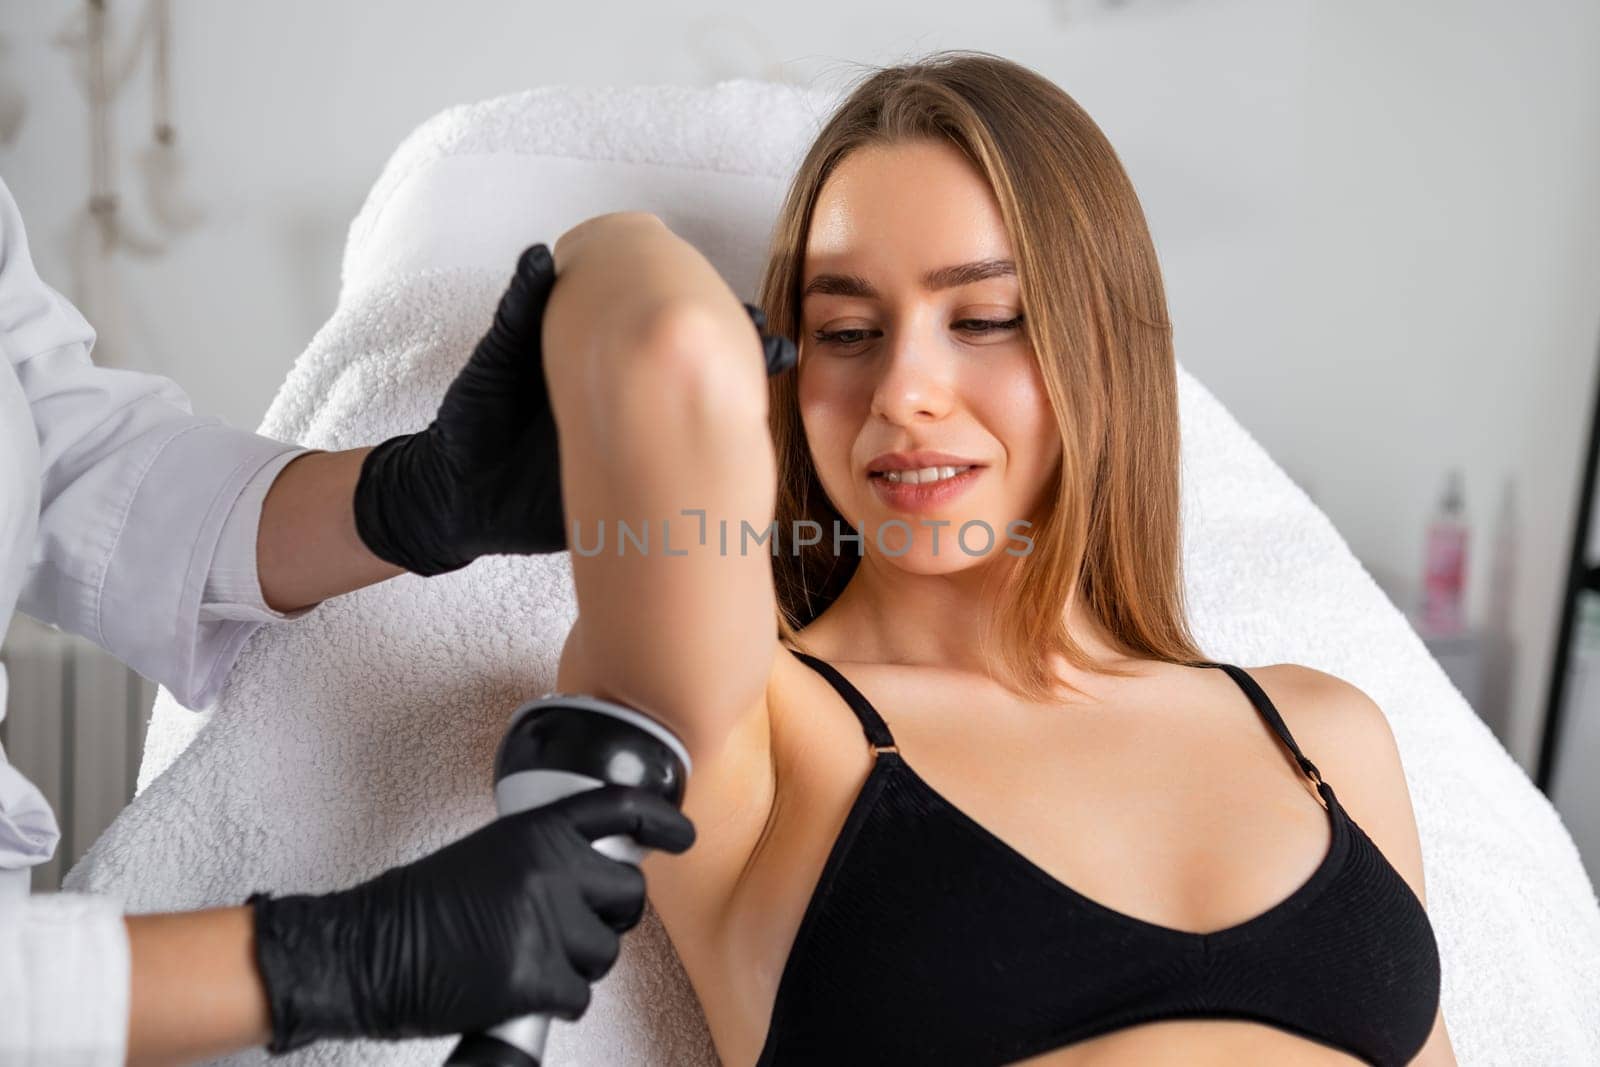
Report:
67,80,1600,1065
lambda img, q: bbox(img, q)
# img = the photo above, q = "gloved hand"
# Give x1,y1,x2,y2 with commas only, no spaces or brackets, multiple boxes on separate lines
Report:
742,301,801,378
352,242,798,575
247,785,696,1053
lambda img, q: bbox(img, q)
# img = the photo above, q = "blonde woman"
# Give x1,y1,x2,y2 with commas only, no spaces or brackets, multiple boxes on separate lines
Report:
543,51,1451,1066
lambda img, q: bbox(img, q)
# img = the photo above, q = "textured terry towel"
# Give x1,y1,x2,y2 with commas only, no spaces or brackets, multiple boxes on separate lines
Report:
68,81,1600,1066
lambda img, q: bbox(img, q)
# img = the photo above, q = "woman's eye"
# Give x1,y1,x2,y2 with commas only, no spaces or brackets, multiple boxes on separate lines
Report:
811,314,1024,349
812,327,876,347
956,314,1025,334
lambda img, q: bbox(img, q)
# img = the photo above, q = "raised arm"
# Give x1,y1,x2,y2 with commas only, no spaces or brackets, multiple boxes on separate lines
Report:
544,212,778,763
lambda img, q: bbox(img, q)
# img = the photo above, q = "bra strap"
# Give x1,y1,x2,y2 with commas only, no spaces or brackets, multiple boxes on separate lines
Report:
1202,662,1327,791
789,650,898,753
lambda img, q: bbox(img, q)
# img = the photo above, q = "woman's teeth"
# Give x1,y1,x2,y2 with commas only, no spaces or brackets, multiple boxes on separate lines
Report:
877,465,973,485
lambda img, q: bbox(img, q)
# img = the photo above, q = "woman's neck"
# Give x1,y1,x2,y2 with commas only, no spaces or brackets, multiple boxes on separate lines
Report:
797,551,1128,679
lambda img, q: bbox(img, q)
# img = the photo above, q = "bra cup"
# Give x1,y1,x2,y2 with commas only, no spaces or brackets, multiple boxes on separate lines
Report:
757,653,1442,1067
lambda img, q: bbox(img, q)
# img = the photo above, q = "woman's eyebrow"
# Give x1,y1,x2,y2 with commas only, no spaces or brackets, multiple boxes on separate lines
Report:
801,258,1016,299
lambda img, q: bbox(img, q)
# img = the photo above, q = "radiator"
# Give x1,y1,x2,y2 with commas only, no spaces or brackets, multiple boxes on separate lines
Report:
0,614,155,892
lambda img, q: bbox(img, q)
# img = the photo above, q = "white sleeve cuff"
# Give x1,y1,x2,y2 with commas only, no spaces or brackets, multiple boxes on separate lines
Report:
200,447,321,623
0,892,130,1066
95,425,307,710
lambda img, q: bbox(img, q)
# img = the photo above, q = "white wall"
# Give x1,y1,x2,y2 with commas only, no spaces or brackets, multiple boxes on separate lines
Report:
2,0,1597,779
1294,0,1600,769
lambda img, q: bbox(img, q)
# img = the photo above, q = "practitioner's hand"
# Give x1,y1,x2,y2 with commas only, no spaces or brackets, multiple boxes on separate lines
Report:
248,785,696,1052
743,300,802,378
351,242,796,575
351,243,563,574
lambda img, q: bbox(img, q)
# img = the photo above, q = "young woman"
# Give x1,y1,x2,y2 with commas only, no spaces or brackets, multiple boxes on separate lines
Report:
543,51,1452,1067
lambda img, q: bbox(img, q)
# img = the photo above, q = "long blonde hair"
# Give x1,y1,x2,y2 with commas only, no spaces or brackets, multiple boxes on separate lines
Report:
759,51,1207,700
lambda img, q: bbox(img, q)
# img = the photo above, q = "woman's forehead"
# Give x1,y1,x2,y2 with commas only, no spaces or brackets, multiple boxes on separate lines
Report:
801,237,1020,297
806,142,1012,274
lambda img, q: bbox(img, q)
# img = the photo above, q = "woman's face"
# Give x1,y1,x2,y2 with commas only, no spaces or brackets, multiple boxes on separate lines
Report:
798,138,1062,575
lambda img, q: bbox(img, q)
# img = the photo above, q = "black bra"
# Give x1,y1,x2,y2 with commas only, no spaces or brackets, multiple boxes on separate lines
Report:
754,651,1441,1066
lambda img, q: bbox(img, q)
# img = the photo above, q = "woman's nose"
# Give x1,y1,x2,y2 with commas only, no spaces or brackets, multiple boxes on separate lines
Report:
869,325,956,426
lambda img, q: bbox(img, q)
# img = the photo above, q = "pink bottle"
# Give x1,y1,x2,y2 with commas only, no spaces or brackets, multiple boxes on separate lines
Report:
1421,470,1469,634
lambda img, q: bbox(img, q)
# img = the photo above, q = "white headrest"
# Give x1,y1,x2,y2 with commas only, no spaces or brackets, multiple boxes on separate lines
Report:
340,80,842,300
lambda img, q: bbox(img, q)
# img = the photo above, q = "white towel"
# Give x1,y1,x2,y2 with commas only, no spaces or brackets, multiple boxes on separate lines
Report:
67,80,1600,1066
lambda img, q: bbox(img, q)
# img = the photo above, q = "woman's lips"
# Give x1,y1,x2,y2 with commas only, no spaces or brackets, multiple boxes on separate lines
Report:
867,465,984,515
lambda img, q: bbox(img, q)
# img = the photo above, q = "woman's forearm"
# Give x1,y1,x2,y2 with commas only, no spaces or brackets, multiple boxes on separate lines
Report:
125,907,271,1066
257,447,404,612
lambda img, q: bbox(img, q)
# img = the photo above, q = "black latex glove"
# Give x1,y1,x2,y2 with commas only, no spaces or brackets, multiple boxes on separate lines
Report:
248,785,695,1053
742,301,801,378
352,242,799,575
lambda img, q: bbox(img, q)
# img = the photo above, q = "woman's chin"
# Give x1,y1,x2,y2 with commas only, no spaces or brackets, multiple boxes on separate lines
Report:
880,550,989,576
859,526,1016,575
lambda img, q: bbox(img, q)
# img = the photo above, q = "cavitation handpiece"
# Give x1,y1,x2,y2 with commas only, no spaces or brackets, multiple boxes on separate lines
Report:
444,694,692,1067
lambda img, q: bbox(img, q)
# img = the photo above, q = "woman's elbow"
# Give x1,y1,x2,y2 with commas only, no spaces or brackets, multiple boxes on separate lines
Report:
579,301,769,433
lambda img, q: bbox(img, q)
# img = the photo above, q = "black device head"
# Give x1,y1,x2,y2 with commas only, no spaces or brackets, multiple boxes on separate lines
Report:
495,694,690,807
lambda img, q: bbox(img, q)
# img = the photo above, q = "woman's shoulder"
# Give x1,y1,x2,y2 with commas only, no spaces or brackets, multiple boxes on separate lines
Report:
1242,662,1400,772
1243,662,1430,893
1168,659,1397,765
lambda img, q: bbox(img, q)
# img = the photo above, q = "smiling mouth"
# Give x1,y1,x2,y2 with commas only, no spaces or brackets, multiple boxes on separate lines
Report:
868,464,978,485
866,463,986,516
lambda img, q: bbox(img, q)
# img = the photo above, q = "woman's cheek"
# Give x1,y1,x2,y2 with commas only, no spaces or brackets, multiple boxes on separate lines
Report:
800,368,858,445
991,358,1061,510
798,393,856,512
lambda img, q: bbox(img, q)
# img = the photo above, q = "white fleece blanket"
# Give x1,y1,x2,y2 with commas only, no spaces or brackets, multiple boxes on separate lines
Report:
67,81,1600,1066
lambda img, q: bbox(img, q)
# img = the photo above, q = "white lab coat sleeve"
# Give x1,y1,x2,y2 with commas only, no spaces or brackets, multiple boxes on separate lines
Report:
0,892,131,1066
199,445,321,623
2,176,319,710
15,344,314,709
